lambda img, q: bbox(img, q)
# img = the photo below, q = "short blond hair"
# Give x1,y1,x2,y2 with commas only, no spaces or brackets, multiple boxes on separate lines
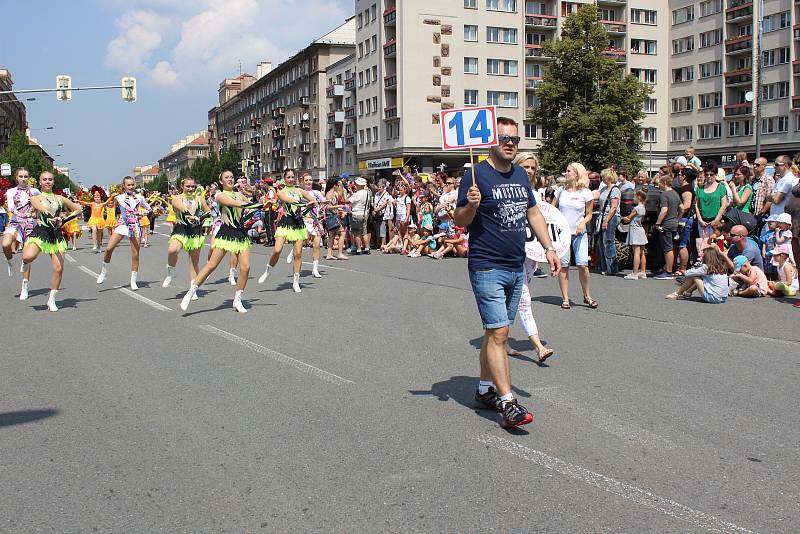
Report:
600,168,617,185
568,162,590,189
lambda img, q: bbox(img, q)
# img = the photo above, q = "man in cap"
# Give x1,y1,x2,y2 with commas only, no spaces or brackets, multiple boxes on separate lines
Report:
348,177,372,254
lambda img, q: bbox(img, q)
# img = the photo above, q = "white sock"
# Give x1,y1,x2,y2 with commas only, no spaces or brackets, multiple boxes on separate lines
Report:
478,380,494,395
21,262,30,273
499,393,514,405
292,272,301,292
130,271,138,288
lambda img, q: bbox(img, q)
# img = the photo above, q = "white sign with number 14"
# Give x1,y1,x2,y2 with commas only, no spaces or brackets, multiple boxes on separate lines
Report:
439,106,499,151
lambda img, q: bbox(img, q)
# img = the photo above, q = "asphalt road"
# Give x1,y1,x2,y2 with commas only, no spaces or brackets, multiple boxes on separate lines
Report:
1,225,798,533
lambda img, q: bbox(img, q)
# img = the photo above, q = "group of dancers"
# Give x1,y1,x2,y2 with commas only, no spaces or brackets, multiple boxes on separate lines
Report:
4,168,329,313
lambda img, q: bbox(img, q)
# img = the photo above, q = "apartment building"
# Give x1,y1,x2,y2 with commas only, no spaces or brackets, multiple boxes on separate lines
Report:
326,54,359,177
207,19,356,181
158,131,210,185
668,0,800,166
0,69,27,153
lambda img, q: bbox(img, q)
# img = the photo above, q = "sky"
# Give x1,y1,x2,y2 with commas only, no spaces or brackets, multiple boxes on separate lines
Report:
2,0,352,186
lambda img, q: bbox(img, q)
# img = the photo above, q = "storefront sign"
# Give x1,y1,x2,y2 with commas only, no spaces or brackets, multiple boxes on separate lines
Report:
358,157,404,171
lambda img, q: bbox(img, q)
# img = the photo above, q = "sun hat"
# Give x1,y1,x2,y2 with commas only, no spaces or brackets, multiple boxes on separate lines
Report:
355,177,367,186
775,213,792,225
733,255,748,272
674,156,688,166
769,244,791,257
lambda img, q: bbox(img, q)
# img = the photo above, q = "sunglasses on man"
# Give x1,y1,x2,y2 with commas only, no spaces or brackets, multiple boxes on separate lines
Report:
498,134,520,145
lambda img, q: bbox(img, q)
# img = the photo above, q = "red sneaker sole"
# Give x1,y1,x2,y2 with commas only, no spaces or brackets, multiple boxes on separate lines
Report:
500,412,534,428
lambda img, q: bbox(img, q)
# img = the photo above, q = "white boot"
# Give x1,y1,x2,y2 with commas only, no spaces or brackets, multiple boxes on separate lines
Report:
257,264,271,284
162,265,175,287
286,250,294,264
312,260,322,278
232,289,247,313
47,289,58,312
96,263,109,284
292,272,301,293
130,271,139,290
228,267,237,286
19,279,29,301
7,258,15,277
21,261,30,274
180,281,198,311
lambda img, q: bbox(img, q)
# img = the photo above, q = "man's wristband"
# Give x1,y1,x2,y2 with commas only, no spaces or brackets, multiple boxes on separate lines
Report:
545,245,556,252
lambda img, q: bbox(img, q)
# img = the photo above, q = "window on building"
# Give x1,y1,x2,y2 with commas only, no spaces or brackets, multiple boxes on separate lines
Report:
631,8,657,25
671,126,693,142
671,95,694,113
795,115,800,133
524,123,537,138
464,57,479,74
698,123,722,140
371,4,377,21
672,36,694,54
372,96,377,112
672,66,694,83
371,35,377,52
486,58,518,75
365,99,371,114
699,60,722,79
728,120,753,138
486,26,517,44
672,5,694,25
631,39,657,55
699,29,723,48
486,0,516,12
643,127,657,143
699,0,722,17
527,2,548,15
465,89,478,106
357,13,363,28
762,116,789,134
643,98,657,114
762,81,790,101
763,11,790,32
698,92,722,109
464,0,477,8
358,101,364,116
358,72,363,87
487,90,518,107
372,126,378,142
631,68,657,84
464,25,478,41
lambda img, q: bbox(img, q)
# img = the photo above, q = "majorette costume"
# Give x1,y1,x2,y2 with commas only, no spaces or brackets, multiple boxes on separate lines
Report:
87,202,106,229
114,193,151,238
211,190,252,254
4,185,40,243
275,186,308,242
170,193,205,252
27,192,68,255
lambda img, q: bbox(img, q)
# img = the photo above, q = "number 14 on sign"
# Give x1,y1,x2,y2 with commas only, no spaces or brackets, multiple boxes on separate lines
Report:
439,106,498,151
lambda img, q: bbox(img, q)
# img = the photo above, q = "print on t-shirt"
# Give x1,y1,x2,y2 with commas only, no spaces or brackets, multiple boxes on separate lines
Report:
493,183,531,231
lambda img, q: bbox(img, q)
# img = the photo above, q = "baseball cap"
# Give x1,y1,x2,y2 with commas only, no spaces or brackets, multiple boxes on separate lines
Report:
355,177,367,186
264,177,274,184
765,214,778,222
775,213,792,225
733,255,748,272
769,244,791,257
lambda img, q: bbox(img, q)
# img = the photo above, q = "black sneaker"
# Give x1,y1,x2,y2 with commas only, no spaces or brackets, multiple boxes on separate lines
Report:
499,399,534,428
533,268,547,278
474,386,502,412
363,249,371,255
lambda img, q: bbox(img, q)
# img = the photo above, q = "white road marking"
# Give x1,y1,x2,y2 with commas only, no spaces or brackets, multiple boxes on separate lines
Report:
76,265,172,311
198,324,354,386
65,254,76,263
531,387,676,452
301,260,367,275
475,434,752,533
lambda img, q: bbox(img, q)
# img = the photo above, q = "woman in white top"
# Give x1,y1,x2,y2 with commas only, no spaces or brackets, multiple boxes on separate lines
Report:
393,182,412,247
554,162,597,309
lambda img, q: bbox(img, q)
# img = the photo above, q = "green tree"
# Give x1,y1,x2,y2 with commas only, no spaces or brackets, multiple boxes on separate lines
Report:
218,146,242,177
149,172,169,194
529,4,651,175
0,130,79,191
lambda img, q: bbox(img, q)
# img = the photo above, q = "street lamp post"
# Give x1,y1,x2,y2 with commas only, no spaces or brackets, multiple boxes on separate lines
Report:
648,140,653,176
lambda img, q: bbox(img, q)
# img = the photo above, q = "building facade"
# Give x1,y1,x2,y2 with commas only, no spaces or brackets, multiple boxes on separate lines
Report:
158,132,210,185
0,69,27,153
208,19,356,180
133,164,160,187
325,54,359,177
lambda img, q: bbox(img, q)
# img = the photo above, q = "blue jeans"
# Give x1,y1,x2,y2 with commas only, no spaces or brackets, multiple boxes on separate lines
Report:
598,215,619,274
468,269,524,329
0,213,7,234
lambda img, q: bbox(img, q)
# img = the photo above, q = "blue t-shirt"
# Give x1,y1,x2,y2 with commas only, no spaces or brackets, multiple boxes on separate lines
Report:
727,237,764,271
456,160,536,272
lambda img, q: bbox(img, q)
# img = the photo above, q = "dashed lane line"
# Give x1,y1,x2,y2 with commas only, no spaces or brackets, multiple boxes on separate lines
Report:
75,265,172,312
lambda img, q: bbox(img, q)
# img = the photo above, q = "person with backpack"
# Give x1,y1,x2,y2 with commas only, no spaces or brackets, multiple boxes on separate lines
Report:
596,168,621,276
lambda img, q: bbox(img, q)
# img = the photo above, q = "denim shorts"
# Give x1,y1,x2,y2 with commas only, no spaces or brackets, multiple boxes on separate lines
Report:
677,217,693,248
468,268,523,329
560,232,589,267
703,289,726,304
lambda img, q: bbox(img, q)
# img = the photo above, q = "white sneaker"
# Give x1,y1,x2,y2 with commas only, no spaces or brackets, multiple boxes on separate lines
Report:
638,272,647,279
97,264,108,284
228,268,237,286
180,283,198,311
257,265,271,284
19,280,29,301
292,273,301,293
47,289,58,312
232,290,247,313
130,271,139,290
286,250,294,264
623,273,639,280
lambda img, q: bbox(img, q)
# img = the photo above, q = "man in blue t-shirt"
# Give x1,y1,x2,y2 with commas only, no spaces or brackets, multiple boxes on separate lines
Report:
455,116,560,429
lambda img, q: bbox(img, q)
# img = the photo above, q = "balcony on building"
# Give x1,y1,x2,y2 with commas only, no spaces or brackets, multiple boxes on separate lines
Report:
726,1,753,23
345,134,356,146
383,6,396,26
327,111,345,124
724,102,753,117
725,35,752,55
272,126,286,138
600,20,627,35
344,106,356,119
596,0,627,6
724,68,752,86
299,96,310,108
384,74,397,89
250,117,261,129
345,75,356,91
602,48,627,63
299,143,311,153
327,137,344,150
299,119,310,131
525,44,552,59
525,14,557,30
526,76,543,89
272,107,285,119
384,39,397,58
384,105,399,120
251,135,261,145
326,84,345,98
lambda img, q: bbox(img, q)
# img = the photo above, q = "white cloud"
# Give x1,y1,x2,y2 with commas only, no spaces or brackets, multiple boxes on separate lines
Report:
105,0,351,90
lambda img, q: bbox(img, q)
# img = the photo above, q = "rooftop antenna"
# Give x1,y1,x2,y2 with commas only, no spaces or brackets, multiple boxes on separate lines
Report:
237,60,242,76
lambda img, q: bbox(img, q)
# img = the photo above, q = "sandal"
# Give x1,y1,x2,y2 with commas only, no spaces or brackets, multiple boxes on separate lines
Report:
537,347,554,363
583,297,599,308
325,255,336,260
336,254,349,260
561,300,571,309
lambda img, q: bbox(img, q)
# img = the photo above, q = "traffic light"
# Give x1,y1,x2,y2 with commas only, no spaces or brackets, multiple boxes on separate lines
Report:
121,77,137,103
56,75,72,101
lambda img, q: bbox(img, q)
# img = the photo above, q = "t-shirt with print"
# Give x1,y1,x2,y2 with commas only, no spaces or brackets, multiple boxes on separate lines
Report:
456,160,536,272
556,187,594,235
770,172,799,216
659,189,681,230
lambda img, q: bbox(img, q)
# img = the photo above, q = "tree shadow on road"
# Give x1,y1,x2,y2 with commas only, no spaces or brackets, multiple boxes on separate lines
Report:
0,409,59,428
409,376,531,435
